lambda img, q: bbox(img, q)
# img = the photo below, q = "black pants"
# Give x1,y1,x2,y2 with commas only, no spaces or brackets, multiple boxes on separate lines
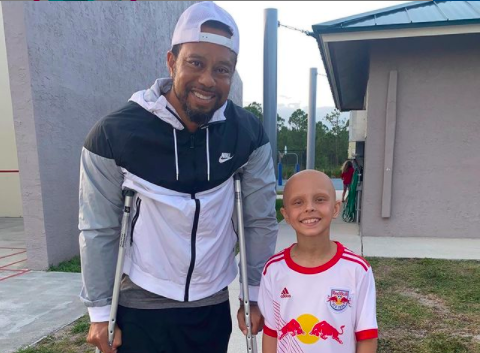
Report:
117,300,232,353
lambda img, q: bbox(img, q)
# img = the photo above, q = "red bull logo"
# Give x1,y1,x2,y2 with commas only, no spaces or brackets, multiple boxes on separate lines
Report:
279,319,305,340
327,289,351,312
279,314,344,345
310,321,345,344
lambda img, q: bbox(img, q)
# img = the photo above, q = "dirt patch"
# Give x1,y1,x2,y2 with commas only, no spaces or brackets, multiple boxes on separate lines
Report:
398,289,480,339
400,289,450,313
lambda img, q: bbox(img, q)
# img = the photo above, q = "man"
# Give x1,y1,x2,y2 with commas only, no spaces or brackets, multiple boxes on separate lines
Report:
79,2,278,353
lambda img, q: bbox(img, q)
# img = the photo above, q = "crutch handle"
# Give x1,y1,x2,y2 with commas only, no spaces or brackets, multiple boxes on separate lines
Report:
123,188,135,197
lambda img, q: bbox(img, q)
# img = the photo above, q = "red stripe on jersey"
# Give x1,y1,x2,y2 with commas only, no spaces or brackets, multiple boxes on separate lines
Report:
356,329,378,340
263,256,285,275
284,242,345,275
342,252,369,269
264,325,278,337
344,250,371,268
341,255,368,271
266,249,286,263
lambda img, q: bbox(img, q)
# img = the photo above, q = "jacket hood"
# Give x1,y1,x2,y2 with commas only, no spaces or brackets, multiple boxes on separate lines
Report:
129,78,228,130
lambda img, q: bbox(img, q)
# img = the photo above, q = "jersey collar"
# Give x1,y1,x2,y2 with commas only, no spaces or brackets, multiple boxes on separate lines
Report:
284,241,345,275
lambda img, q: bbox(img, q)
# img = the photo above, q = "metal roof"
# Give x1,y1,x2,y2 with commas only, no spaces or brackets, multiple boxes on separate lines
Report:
312,1,480,111
313,1,480,34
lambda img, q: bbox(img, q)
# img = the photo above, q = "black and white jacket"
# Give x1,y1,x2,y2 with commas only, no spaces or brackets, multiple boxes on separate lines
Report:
79,79,278,322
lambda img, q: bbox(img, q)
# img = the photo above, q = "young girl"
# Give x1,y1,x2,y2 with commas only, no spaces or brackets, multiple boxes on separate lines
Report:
341,161,354,203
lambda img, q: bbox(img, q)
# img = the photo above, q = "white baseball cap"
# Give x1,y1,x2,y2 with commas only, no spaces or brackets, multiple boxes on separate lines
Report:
171,1,240,55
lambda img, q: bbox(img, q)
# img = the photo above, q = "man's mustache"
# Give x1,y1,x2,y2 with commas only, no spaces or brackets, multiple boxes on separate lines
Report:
188,85,218,95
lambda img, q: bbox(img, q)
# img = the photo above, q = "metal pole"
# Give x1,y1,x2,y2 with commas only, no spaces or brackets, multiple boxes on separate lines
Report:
306,68,317,169
263,8,278,175
95,189,135,353
234,174,258,353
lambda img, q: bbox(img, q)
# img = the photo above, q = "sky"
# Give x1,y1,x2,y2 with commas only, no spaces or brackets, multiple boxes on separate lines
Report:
216,1,409,111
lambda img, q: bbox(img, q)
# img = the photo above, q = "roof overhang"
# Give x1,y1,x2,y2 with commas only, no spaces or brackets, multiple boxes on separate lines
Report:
315,23,480,111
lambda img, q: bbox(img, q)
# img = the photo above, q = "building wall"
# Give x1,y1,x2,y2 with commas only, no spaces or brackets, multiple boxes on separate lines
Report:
0,6,22,217
3,1,244,269
362,34,480,238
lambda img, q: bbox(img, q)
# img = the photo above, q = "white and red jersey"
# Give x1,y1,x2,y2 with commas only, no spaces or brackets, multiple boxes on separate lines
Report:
258,242,378,353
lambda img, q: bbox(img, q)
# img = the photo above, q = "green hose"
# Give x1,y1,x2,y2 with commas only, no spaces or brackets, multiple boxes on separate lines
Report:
342,170,359,223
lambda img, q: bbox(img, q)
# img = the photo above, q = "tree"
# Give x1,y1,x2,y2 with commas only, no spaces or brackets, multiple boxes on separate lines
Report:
244,102,285,130
244,102,263,122
323,109,348,168
242,103,350,177
288,109,308,132
277,114,285,130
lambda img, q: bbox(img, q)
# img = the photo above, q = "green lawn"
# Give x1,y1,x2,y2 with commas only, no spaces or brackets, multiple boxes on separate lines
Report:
370,257,480,353
276,198,284,222
28,256,480,353
38,198,479,353
48,256,81,273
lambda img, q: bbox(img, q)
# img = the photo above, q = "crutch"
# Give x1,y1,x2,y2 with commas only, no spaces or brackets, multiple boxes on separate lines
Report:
95,189,135,353
234,173,258,353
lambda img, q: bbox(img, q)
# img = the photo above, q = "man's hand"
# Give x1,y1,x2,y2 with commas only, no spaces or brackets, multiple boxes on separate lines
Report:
87,322,122,353
237,304,264,336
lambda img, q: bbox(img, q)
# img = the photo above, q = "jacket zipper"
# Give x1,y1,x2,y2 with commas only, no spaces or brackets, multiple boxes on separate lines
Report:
184,196,200,301
130,198,142,246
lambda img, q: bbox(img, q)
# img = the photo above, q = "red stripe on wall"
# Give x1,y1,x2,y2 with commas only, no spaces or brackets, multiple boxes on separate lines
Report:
0,250,26,260
0,270,30,281
0,259,27,270
0,170,19,173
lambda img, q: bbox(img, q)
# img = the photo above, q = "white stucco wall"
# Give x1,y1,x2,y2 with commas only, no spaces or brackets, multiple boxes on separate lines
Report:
2,1,241,269
0,6,22,217
362,34,480,239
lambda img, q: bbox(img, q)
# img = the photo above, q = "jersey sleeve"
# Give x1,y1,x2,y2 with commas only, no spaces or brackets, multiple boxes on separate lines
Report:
258,270,277,338
354,267,378,341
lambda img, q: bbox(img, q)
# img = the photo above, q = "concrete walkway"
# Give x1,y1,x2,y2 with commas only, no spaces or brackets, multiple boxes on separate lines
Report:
1,213,480,352
0,218,86,353
0,272,85,353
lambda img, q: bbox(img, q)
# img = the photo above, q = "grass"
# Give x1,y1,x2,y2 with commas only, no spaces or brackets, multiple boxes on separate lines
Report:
15,316,90,353
276,198,284,222
21,256,480,353
48,256,81,273
368,257,480,353
35,201,479,352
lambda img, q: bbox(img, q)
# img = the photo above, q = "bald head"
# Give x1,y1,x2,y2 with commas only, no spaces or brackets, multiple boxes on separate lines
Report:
283,170,336,207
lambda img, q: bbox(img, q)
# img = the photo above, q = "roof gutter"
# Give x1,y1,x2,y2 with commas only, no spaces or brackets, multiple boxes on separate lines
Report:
320,22,480,43
313,21,480,110
314,35,342,110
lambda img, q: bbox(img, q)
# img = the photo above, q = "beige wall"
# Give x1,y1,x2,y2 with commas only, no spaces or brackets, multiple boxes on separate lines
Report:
0,6,22,217
3,1,241,269
362,33,480,238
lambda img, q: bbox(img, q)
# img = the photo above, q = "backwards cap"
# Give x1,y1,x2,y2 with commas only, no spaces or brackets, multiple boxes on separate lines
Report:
171,1,239,55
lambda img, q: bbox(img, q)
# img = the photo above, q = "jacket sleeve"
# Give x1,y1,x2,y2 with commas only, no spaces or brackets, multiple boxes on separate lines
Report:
239,142,278,302
79,130,125,322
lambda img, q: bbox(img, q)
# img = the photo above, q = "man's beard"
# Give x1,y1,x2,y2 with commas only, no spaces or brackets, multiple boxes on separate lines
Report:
172,81,220,126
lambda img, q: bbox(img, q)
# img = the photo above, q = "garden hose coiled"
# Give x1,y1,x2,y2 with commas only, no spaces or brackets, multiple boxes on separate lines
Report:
342,170,359,223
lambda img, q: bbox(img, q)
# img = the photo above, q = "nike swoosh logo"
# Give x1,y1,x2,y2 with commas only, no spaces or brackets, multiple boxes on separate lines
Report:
219,156,234,163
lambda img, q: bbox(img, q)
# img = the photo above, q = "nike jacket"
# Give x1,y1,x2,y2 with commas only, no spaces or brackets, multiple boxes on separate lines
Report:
79,78,278,322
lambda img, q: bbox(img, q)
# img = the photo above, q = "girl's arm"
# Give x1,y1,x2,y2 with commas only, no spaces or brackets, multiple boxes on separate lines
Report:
356,338,377,353
263,332,277,353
